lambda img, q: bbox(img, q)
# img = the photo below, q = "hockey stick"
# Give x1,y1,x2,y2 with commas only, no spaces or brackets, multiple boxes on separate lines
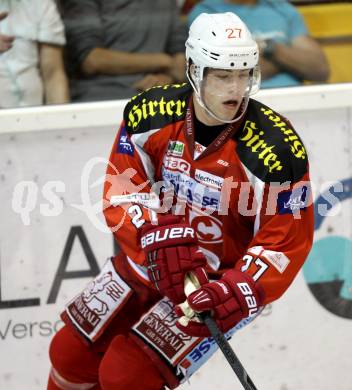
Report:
181,274,258,390
199,313,258,390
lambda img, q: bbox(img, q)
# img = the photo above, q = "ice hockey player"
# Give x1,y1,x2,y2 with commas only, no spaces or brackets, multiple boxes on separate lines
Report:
48,12,314,390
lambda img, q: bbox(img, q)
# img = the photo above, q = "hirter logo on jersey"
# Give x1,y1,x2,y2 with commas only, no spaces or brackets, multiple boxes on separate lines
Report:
117,127,134,156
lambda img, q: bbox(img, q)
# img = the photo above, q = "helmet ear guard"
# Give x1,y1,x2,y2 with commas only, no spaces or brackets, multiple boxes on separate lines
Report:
187,60,202,97
189,62,200,83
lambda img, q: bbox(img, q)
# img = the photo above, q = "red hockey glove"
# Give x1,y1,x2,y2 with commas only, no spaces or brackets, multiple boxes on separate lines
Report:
176,270,265,337
141,215,208,304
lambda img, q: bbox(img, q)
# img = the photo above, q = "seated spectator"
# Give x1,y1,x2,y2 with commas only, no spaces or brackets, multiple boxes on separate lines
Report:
60,0,187,102
188,0,330,88
0,1,69,108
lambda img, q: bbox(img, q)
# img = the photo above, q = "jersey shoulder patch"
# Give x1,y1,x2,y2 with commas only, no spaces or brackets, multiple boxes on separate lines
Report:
123,83,191,135
235,99,308,183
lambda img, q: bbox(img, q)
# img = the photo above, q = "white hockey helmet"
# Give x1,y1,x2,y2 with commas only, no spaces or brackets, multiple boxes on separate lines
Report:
186,12,261,122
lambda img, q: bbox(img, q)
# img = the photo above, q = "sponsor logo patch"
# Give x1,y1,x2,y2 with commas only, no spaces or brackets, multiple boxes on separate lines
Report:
163,156,191,175
132,297,199,364
239,120,283,173
110,192,160,209
65,258,132,342
189,209,223,245
141,226,195,249
217,159,229,167
133,297,263,385
277,185,309,214
178,314,259,383
194,169,224,190
161,168,221,211
264,251,290,273
194,142,206,159
167,140,185,157
248,246,290,274
260,107,306,160
117,127,134,156
127,84,188,131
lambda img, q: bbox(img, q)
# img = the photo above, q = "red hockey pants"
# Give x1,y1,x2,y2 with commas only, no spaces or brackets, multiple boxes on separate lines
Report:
48,325,166,390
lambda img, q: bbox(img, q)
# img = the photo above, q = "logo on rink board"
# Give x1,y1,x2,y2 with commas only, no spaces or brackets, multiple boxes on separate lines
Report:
303,177,352,319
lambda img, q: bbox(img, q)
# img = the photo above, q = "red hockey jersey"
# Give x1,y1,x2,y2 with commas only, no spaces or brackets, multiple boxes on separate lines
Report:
103,83,314,305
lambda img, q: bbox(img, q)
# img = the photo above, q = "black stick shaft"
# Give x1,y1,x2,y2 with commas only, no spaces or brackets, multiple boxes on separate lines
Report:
201,313,258,390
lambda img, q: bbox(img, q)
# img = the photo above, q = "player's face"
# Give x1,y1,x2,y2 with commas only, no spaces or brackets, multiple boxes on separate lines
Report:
201,68,251,122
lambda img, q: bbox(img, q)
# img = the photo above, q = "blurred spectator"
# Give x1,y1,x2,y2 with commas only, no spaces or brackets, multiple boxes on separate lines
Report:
0,1,69,108
188,0,330,88
60,0,187,102
181,0,200,14
0,12,14,53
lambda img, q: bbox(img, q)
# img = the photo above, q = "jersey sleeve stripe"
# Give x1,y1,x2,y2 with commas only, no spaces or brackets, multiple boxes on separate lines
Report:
241,162,265,235
131,129,160,184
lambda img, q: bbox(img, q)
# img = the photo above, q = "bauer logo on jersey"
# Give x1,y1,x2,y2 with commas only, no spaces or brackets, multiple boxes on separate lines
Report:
167,140,185,157
117,127,134,156
277,185,310,214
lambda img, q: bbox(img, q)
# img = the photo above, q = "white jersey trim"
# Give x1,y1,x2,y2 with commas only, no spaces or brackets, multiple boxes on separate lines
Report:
131,129,160,184
241,163,265,235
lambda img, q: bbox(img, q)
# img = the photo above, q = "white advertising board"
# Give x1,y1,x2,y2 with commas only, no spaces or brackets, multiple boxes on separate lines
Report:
0,84,351,389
